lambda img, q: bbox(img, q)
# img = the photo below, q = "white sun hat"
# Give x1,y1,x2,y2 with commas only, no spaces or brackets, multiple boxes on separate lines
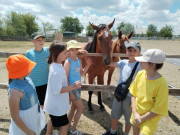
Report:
135,49,166,64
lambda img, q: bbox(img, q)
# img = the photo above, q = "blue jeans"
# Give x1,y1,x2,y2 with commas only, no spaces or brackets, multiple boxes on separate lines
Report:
72,88,81,101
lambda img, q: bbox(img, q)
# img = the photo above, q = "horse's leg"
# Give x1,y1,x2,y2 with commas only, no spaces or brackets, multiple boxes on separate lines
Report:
107,68,115,99
97,74,105,111
83,73,86,84
88,74,95,113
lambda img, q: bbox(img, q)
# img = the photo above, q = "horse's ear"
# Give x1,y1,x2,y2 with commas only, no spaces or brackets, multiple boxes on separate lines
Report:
89,22,99,30
128,31,133,39
107,18,115,30
118,31,122,39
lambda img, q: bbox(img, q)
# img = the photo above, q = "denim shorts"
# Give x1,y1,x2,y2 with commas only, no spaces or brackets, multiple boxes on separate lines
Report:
111,96,132,125
72,88,81,101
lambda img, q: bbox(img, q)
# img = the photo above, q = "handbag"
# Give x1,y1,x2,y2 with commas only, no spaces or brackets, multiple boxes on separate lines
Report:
114,62,139,102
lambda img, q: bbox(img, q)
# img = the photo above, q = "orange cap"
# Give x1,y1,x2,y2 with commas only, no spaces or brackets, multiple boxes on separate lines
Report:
6,54,36,79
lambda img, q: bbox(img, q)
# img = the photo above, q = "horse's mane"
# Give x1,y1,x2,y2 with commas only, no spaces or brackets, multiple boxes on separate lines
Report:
85,24,107,53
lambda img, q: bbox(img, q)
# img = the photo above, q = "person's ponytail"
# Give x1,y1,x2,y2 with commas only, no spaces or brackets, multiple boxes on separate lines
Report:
47,54,53,64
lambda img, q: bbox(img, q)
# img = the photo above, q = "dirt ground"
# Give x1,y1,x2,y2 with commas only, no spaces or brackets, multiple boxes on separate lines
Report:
0,40,180,135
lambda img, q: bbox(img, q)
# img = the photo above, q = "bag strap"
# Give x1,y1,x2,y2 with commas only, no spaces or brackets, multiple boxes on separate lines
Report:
126,62,139,84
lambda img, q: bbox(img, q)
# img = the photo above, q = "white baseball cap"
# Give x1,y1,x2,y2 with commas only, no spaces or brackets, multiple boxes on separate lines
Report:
135,49,166,64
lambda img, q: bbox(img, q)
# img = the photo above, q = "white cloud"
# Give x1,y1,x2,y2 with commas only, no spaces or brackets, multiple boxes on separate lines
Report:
0,0,179,35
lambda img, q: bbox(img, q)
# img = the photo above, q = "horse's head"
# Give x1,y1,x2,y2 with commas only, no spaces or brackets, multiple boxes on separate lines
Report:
89,19,115,65
113,30,133,59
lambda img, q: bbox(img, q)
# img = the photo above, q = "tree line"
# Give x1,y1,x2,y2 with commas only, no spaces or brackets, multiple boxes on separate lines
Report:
87,22,174,38
0,12,174,38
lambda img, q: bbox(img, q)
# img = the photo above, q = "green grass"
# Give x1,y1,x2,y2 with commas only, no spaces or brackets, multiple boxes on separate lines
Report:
0,41,50,49
0,41,33,48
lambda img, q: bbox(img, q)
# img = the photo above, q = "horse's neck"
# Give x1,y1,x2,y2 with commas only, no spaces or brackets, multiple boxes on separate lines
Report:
113,39,119,53
96,40,101,53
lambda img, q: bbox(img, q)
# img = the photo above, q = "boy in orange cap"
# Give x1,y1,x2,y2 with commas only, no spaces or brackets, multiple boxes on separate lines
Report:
6,54,46,135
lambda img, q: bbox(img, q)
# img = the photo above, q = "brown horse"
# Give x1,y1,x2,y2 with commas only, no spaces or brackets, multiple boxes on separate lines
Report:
106,30,133,98
81,19,115,112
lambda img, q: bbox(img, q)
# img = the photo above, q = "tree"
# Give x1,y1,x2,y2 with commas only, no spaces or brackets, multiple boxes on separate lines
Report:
117,22,125,31
86,24,94,36
117,22,134,35
0,17,5,35
42,22,54,36
158,25,173,38
22,13,39,36
147,24,158,37
111,28,117,36
5,12,27,36
60,16,84,34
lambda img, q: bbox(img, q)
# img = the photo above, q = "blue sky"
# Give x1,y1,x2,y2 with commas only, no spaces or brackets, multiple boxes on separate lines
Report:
0,0,180,35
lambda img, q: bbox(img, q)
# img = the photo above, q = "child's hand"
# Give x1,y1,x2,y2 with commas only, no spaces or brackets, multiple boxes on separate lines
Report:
73,81,81,90
78,50,88,55
133,112,142,125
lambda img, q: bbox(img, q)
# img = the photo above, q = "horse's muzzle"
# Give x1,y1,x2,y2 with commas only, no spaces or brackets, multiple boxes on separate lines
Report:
103,57,111,65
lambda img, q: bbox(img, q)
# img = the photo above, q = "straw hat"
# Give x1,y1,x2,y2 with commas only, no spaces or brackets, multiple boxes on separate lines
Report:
67,40,82,50
135,49,166,64
6,54,36,79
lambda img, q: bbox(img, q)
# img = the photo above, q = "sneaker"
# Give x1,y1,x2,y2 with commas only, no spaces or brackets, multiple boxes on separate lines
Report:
71,129,83,135
68,126,72,133
102,130,117,135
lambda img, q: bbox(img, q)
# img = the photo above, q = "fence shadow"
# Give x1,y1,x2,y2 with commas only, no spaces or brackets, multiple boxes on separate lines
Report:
0,128,9,133
82,98,124,135
168,110,180,126
0,118,10,123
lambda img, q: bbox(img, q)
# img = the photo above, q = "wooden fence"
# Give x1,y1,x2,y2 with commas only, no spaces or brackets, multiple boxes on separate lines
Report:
0,52,180,96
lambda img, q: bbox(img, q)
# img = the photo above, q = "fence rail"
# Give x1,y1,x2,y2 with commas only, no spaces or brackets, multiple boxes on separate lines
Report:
0,83,179,96
0,51,180,95
1,51,180,58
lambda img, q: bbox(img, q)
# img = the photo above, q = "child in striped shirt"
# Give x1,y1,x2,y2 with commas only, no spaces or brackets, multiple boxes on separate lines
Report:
25,32,49,109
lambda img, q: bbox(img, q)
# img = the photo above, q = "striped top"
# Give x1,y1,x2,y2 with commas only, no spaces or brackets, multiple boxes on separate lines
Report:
25,47,49,86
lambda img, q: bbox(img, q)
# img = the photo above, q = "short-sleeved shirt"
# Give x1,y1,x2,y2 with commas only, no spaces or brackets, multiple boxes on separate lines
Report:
116,59,141,97
129,70,169,134
43,63,69,116
67,57,81,85
8,77,38,110
25,47,49,86
129,70,168,116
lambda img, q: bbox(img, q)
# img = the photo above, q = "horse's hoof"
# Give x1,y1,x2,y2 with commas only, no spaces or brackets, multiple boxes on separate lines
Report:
89,110,94,114
88,107,94,114
100,106,105,112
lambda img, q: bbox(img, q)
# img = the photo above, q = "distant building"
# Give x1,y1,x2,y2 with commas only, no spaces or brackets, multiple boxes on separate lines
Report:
46,29,58,37
62,32,76,37
78,29,86,37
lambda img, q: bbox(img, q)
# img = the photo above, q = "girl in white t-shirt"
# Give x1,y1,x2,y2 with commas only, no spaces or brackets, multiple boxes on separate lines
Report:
43,41,81,135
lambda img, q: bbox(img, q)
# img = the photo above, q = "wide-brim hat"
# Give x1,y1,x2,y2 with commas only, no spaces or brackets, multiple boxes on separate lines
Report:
135,49,166,64
6,54,36,79
67,40,82,50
